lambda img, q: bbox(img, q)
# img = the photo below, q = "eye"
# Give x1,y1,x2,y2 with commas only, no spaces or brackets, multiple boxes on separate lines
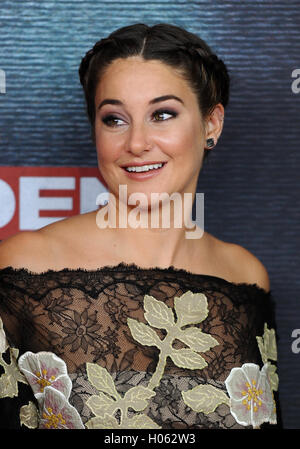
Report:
152,109,178,122
101,115,125,127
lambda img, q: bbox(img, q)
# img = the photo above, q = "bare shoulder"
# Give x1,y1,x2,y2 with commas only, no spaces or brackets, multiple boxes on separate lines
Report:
0,230,49,271
0,211,104,272
202,232,270,292
222,240,270,292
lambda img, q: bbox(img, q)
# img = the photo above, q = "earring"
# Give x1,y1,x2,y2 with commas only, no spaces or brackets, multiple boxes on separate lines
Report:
206,138,215,148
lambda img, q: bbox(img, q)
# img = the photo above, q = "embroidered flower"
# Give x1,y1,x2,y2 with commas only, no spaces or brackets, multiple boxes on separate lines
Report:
0,317,8,354
39,387,84,429
225,363,274,428
18,351,85,429
18,351,72,400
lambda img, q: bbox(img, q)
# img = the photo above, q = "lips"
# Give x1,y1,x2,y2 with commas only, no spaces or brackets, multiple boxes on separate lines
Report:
121,161,167,168
121,161,167,180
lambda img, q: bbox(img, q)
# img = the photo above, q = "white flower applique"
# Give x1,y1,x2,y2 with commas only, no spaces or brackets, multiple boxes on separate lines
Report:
18,351,72,398
225,323,279,428
18,351,84,429
224,363,274,428
39,387,84,429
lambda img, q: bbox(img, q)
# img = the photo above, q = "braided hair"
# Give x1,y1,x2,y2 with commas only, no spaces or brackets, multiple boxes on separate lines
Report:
79,23,230,159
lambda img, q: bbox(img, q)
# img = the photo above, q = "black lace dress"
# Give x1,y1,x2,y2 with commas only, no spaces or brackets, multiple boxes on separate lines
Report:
0,263,282,429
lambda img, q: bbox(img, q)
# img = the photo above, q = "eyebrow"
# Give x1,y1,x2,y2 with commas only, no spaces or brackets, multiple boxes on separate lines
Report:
97,95,184,110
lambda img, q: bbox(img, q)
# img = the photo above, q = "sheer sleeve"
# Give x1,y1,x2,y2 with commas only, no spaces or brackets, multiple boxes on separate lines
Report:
0,264,282,429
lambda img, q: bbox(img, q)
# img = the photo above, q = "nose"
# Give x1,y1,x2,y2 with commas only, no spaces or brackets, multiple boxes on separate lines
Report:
126,121,151,155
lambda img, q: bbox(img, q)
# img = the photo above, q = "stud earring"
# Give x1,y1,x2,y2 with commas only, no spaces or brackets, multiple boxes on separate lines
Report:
206,138,215,148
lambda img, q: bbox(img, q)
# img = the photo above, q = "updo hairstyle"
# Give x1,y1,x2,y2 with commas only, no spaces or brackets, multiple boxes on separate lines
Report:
79,23,230,160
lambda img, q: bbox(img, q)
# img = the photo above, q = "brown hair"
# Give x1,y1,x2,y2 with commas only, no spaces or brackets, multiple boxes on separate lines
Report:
79,23,230,160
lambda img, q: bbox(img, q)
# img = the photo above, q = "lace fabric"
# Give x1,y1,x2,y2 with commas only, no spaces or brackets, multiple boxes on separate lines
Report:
0,263,281,429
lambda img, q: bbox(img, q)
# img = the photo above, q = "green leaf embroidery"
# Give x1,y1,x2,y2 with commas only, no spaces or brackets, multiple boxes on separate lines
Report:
86,392,118,418
144,295,175,329
86,414,119,429
256,323,277,363
123,386,156,411
86,290,229,427
178,327,219,353
174,291,209,327
182,384,230,414
127,319,161,348
256,323,278,392
86,363,119,400
0,347,27,398
267,364,279,392
169,349,207,370
86,413,160,429
129,291,219,391
124,414,160,429
19,401,39,429
86,362,159,428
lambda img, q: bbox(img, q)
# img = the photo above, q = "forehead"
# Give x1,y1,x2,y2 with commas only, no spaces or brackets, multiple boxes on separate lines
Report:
95,56,195,102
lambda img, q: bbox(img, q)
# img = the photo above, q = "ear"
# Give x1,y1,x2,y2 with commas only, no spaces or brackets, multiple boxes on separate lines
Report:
204,103,224,148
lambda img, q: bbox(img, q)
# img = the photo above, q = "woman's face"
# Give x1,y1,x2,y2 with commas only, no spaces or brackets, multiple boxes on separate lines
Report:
94,56,207,204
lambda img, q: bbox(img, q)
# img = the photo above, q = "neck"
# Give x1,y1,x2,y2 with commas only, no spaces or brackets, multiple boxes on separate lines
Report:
95,193,204,268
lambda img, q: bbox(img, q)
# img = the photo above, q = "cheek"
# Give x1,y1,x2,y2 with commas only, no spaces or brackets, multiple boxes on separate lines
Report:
156,126,194,156
95,133,123,164
166,124,203,161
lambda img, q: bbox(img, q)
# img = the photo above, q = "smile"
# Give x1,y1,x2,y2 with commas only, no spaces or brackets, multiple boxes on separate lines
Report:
125,162,165,172
121,162,167,181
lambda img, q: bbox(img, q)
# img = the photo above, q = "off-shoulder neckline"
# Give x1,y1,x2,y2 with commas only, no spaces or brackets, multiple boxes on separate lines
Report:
0,261,271,296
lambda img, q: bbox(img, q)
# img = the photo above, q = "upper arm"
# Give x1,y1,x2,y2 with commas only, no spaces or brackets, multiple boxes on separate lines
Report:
0,231,48,271
229,243,271,292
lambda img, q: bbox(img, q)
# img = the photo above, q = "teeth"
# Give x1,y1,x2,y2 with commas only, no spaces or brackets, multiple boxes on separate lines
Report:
125,163,164,172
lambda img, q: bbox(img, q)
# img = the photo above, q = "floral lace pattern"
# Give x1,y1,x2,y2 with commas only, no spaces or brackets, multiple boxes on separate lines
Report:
0,263,281,429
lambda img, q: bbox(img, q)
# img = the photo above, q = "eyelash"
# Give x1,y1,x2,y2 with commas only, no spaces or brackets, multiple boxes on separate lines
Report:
101,109,178,127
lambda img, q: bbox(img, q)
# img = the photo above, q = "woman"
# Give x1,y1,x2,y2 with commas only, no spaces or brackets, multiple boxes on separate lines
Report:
0,23,280,429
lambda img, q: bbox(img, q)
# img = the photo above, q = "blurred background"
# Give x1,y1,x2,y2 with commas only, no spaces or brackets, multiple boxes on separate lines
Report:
0,0,299,428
